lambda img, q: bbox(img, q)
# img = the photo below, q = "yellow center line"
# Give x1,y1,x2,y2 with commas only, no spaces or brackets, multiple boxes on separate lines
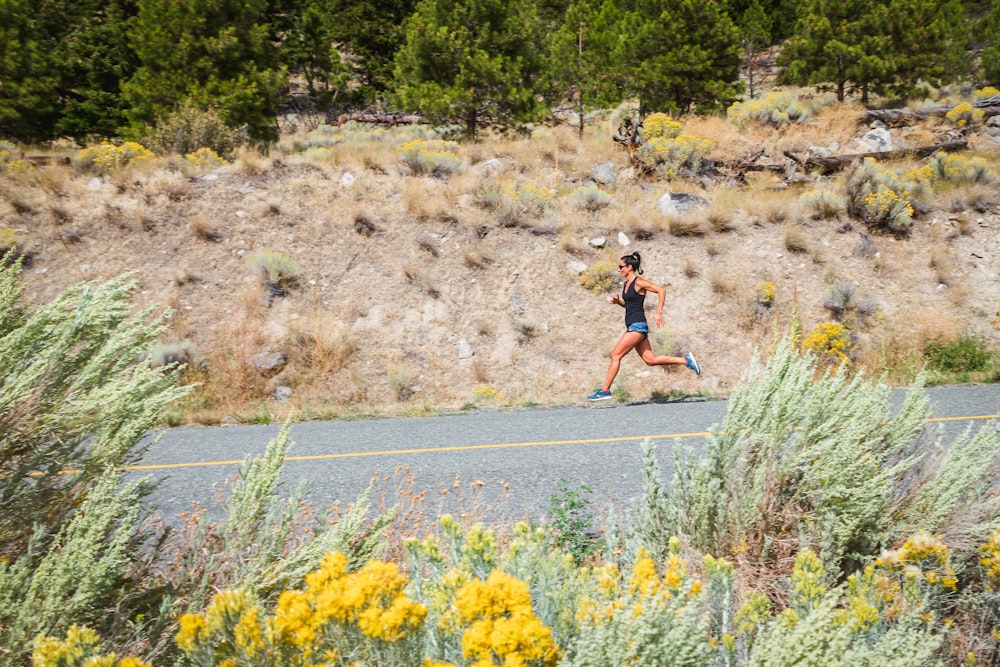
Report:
42,413,1000,475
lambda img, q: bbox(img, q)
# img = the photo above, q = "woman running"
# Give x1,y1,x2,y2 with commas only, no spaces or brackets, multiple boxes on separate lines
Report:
588,251,700,401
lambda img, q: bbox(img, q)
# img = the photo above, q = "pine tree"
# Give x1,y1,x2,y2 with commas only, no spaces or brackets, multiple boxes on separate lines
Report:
123,0,285,145
616,0,742,114
394,0,547,139
47,0,139,140
285,0,351,109
976,0,1000,84
779,0,969,105
739,0,774,99
546,0,623,137
329,0,419,104
0,0,56,140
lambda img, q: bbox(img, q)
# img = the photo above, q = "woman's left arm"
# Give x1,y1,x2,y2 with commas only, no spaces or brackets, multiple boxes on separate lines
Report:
638,278,666,327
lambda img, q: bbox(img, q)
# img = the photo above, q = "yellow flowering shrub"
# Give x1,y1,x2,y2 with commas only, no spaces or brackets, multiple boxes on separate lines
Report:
727,91,811,126
471,384,503,404
641,112,682,139
453,569,561,666
572,543,709,664
185,147,228,168
985,527,1000,588
507,183,551,216
33,625,150,667
845,158,922,233
634,134,715,179
579,260,617,293
0,149,33,172
876,532,958,592
802,322,857,364
926,151,996,185
77,141,154,174
974,86,1000,101
755,281,776,307
176,553,427,667
945,102,985,127
396,139,461,176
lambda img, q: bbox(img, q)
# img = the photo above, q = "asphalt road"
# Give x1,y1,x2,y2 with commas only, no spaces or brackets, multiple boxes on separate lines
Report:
134,384,1000,526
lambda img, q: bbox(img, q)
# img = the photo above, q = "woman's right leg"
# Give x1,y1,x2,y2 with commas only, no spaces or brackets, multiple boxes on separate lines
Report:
599,331,645,391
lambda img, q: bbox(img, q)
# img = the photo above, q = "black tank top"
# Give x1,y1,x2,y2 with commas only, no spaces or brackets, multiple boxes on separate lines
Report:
622,279,646,326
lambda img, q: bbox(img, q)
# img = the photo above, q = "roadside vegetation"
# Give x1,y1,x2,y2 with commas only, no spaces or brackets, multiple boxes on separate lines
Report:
4,253,1000,666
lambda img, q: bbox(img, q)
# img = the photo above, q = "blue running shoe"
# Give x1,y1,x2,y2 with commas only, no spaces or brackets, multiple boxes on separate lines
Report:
588,388,612,401
685,352,701,376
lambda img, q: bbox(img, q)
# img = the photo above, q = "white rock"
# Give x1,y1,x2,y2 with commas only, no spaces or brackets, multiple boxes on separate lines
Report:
618,231,630,247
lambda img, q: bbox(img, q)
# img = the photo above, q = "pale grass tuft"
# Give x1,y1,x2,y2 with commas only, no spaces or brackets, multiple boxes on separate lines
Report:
930,248,955,285
682,258,700,278
402,179,449,220
706,209,737,233
141,170,190,202
666,215,708,237
173,267,200,286
783,224,811,253
187,215,221,242
235,146,267,175
417,235,440,257
462,242,493,269
290,311,358,376
709,267,738,295
704,238,729,258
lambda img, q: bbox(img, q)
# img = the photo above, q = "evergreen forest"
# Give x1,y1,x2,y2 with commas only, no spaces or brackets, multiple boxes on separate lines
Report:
1,0,999,144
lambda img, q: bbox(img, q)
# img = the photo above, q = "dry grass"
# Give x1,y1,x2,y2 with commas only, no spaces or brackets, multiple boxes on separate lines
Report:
783,224,811,253
187,215,221,242
666,215,708,237
709,267,739,296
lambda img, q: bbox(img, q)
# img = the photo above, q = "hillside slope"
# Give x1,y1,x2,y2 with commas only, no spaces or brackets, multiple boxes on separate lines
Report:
3,103,1000,422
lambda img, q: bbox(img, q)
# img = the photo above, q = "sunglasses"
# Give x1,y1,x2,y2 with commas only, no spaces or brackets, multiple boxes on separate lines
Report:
617,264,628,270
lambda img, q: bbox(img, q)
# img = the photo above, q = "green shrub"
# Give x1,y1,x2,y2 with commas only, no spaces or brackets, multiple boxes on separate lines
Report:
0,257,191,664
396,139,462,176
245,250,302,293
727,91,812,127
76,141,154,174
567,186,612,211
925,151,997,185
845,158,923,234
613,337,1000,583
579,260,617,293
634,134,715,179
924,335,990,374
546,479,602,564
141,100,240,159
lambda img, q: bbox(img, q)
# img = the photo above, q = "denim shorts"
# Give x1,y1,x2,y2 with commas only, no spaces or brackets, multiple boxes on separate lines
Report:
627,322,649,335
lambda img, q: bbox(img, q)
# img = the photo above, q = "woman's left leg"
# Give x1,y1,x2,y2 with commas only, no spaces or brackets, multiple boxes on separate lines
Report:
634,336,686,366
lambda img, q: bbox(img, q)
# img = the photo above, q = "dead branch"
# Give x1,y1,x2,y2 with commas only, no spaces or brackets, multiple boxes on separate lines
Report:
864,96,1000,127
793,141,968,174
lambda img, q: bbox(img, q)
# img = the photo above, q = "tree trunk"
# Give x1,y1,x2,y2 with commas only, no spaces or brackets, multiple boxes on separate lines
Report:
864,97,1000,126
786,141,968,174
